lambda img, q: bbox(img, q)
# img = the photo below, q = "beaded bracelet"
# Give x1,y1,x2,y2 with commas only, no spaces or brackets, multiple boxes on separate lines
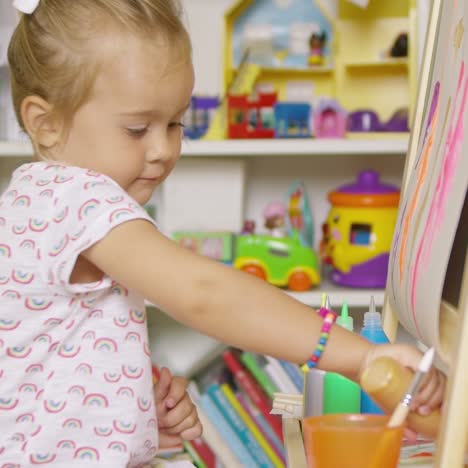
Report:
301,307,338,371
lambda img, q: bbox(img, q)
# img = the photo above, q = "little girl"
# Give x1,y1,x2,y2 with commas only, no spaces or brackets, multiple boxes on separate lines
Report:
1,0,445,466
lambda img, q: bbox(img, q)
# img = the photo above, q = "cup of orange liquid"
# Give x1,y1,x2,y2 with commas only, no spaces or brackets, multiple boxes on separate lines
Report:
302,414,404,468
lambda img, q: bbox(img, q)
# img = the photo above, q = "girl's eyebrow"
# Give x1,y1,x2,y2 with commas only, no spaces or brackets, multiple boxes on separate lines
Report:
118,102,191,118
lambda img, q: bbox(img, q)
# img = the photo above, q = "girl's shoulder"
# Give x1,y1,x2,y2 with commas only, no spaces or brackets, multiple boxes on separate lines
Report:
12,161,120,188
9,161,126,200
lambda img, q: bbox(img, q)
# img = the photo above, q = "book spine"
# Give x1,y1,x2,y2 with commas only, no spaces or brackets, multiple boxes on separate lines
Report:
223,349,283,441
264,362,294,395
199,393,254,467
236,391,286,463
208,383,273,468
184,441,208,468
240,351,278,399
190,437,217,468
278,359,303,392
264,356,299,394
221,383,285,468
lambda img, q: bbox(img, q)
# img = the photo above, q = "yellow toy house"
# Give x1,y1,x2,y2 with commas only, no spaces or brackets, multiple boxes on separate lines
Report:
205,0,417,140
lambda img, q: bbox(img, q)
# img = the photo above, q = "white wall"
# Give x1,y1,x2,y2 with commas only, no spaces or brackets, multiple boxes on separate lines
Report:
181,0,234,95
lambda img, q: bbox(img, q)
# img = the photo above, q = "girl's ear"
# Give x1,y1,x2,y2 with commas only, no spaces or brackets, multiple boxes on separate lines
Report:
20,95,63,150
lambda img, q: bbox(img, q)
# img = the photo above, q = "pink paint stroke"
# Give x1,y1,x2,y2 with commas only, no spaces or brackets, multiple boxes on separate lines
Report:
410,61,468,337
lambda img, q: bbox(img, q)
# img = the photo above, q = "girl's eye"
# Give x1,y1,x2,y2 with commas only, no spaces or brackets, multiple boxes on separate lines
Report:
168,122,186,129
126,126,148,137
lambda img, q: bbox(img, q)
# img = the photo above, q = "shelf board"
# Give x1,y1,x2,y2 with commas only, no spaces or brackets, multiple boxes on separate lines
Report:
232,65,334,77
145,279,384,377
181,138,408,157
261,65,334,75
0,137,409,158
287,279,385,308
345,58,408,71
0,140,32,158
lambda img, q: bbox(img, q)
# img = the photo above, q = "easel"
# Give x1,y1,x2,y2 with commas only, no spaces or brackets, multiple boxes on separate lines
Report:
382,0,468,466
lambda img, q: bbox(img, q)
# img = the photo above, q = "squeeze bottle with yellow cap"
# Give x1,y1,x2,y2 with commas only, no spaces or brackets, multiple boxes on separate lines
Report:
360,356,440,438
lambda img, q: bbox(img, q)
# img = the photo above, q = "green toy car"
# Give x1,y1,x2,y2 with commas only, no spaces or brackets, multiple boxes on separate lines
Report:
234,231,320,291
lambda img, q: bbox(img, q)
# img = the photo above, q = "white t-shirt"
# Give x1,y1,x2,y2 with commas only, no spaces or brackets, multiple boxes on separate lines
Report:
0,162,158,467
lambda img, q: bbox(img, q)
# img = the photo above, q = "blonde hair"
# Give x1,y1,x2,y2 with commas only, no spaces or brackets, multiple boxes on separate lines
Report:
8,0,191,153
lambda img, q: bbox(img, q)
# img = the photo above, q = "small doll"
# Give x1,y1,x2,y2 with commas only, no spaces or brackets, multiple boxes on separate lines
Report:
241,219,256,234
308,31,327,66
263,201,287,238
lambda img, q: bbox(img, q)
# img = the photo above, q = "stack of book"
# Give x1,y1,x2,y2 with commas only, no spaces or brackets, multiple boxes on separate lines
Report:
183,348,304,468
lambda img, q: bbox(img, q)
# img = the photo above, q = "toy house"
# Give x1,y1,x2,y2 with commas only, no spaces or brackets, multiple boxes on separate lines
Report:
204,0,417,140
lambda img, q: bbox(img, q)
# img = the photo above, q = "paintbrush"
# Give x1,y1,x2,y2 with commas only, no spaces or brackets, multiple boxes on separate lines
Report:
387,347,435,429
369,347,436,468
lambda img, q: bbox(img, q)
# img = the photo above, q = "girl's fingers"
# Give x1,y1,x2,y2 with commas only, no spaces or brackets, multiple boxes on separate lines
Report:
160,404,199,435
163,376,188,409
411,369,445,411
153,367,172,404
180,420,203,441
417,371,445,415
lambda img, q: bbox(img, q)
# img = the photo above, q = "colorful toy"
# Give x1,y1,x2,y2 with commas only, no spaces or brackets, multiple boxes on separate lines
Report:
274,103,311,138
263,201,287,238
184,96,219,139
285,181,315,248
308,31,327,66
234,181,320,291
347,108,409,133
172,231,234,265
228,92,277,139
234,231,320,291
320,170,400,288
388,32,408,58
347,109,381,133
241,219,256,234
313,99,347,138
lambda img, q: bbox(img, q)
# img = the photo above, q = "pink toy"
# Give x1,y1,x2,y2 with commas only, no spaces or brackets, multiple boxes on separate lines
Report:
263,201,287,237
313,99,347,138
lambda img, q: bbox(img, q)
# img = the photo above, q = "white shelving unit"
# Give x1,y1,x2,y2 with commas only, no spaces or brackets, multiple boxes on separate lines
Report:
0,137,409,159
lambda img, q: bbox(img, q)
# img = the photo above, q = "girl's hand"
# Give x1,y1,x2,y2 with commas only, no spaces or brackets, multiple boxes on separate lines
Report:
154,367,203,448
359,343,446,431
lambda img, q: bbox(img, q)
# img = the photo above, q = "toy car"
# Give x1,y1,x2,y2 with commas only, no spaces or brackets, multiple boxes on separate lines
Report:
234,231,320,291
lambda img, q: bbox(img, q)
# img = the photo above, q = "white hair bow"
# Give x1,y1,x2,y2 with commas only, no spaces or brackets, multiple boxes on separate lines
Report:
13,0,40,14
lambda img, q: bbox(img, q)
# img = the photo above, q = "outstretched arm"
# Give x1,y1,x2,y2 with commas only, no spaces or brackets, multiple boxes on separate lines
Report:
82,219,371,381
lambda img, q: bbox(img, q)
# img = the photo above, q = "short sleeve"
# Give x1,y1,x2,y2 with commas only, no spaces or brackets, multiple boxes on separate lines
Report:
39,169,157,295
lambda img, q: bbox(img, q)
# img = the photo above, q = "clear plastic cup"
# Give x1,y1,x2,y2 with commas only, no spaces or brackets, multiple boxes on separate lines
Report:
302,413,404,468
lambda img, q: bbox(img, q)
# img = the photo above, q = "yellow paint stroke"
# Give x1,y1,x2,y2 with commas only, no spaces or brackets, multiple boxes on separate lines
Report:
454,19,464,50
